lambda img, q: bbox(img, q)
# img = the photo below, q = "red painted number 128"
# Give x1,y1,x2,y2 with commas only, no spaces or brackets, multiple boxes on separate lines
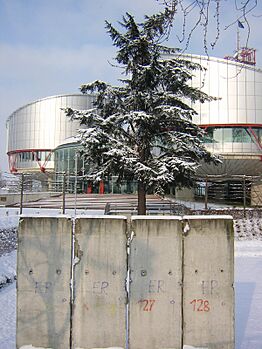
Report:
190,299,210,312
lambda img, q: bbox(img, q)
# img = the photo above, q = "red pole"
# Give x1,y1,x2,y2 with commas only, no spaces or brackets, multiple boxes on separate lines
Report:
99,181,105,194
87,183,92,194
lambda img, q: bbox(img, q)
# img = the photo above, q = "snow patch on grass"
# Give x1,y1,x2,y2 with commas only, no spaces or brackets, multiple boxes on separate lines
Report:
0,250,16,287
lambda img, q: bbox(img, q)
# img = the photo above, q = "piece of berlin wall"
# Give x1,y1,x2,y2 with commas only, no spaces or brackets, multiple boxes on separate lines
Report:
182,216,234,349
129,216,183,349
72,216,127,349
17,216,72,349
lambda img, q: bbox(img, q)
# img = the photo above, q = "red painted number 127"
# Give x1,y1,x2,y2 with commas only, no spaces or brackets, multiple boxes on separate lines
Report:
138,299,156,311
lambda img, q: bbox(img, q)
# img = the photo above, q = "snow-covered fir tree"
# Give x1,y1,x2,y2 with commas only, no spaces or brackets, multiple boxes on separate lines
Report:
65,9,219,214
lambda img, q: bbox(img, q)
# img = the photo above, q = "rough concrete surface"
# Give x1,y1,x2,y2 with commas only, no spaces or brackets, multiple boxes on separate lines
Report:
182,216,234,349
73,217,127,349
129,217,183,349
17,217,72,349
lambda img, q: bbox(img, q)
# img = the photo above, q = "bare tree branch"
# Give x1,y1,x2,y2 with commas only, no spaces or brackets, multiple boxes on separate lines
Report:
156,0,258,51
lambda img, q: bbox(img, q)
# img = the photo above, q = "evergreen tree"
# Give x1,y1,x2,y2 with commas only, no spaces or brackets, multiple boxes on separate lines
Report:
65,9,219,215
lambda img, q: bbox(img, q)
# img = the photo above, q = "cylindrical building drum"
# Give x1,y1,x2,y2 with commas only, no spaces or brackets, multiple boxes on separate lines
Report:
6,94,94,173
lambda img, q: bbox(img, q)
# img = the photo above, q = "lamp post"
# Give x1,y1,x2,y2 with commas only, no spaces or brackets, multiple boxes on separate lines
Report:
74,152,78,216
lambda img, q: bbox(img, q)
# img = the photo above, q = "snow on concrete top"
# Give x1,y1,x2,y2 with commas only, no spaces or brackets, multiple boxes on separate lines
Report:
19,345,124,349
131,215,182,220
183,345,208,349
19,344,53,349
183,215,233,220
76,347,124,349
20,214,71,219
75,215,127,220
131,215,233,220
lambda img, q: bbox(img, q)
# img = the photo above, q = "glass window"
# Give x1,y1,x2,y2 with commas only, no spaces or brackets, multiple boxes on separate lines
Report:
213,128,223,142
233,128,251,143
232,128,242,142
68,148,77,174
234,128,252,143
204,128,214,143
253,128,262,143
223,128,232,142
203,127,257,144
58,150,64,161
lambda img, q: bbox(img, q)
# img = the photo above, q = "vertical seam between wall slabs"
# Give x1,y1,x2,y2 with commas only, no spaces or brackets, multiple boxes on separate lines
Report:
70,217,75,349
126,218,134,349
181,220,185,349
181,217,190,349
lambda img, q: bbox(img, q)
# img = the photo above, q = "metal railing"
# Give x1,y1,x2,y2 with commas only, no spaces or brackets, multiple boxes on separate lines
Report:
3,172,262,214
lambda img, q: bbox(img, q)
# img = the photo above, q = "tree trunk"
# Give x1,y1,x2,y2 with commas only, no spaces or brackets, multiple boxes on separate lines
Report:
137,181,146,215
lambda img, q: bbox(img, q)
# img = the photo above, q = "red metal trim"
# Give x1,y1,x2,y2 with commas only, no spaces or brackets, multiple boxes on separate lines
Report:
41,151,52,173
200,124,262,128
247,127,262,151
7,149,53,173
31,151,44,172
8,153,17,173
7,149,52,155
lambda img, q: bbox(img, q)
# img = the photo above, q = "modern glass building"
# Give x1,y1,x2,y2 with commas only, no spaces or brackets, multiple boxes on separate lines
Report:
6,54,262,200
182,53,262,177
54,139,137,194
6,94,94,173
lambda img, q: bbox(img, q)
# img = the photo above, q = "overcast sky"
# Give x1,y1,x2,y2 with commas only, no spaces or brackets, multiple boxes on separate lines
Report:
1,0,262,171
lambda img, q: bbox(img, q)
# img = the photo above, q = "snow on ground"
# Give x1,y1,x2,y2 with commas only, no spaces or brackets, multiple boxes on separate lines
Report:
235,240,262,256
0,250,16,286
1,209,262,348
235,253,262,349
0,208,20,230
0,282,16,349
0,227,17,256
174,198,233,210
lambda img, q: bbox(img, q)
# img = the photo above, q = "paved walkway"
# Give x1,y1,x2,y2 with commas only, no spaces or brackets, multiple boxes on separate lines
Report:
13,193,183,214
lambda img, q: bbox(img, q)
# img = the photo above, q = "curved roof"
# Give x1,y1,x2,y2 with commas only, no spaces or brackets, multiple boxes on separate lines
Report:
6,93,94,123
55,136,81,150
164,52,262,72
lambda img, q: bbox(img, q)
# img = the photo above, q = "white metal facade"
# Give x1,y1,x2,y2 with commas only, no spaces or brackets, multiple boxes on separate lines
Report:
6,56,262,177
6,94,94,173
181,54,262,176
182,54,262,152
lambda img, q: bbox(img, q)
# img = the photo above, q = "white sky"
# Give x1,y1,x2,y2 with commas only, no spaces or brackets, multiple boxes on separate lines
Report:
1,0,262,171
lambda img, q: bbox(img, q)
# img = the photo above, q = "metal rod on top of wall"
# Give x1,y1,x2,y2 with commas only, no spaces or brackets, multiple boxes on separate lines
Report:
243,175,246,218
74,153,78,216
62,172,66,214
20,173,24,215
205,176,208,210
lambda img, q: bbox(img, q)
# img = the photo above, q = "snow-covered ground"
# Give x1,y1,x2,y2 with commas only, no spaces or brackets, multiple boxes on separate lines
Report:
0,281,16,349
235,243,262,349
0,209,262,349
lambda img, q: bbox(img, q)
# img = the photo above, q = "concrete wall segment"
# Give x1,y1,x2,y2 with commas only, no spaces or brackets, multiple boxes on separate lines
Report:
72,217,127,349
17,216,72,349
182,217,234,349
16,215,234,349
129,217,183,349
